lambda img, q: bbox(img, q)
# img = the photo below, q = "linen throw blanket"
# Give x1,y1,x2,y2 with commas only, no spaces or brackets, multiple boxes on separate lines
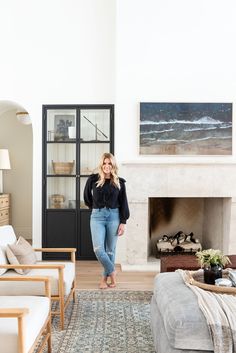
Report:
177,269,236,353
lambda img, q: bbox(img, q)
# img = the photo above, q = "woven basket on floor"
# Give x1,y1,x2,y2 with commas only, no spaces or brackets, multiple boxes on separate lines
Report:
52,160,75,175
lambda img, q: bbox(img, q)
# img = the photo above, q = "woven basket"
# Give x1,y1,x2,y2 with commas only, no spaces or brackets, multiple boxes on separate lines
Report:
52,160,75,175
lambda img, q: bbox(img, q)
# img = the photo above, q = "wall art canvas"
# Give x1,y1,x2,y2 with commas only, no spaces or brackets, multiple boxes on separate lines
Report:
140,103,232,155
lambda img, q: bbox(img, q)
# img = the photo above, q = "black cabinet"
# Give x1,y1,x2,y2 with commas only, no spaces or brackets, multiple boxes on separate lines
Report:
42,104,114,260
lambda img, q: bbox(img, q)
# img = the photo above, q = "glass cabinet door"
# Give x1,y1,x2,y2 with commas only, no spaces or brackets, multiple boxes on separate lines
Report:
80,109,110,142
45,108,77,210
80,109,111,176
46,109,76,142
47,177,76,209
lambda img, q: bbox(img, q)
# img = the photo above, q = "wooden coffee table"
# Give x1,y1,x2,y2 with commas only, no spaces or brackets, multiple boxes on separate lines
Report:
160,254,236,272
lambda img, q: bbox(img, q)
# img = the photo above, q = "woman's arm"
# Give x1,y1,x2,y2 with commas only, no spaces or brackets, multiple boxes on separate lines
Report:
83,176,93,208
118,181,130,224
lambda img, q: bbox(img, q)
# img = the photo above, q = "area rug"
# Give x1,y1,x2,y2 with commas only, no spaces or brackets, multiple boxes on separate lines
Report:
50,290,155,353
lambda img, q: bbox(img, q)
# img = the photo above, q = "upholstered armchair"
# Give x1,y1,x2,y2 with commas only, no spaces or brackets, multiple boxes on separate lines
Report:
0,275,51,353
0,225,76,330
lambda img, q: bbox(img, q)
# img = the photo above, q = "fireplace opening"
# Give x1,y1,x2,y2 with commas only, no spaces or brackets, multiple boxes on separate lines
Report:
148,197,231,258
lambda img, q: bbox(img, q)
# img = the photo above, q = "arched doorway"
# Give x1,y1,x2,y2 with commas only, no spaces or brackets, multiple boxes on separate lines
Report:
0,100,33,240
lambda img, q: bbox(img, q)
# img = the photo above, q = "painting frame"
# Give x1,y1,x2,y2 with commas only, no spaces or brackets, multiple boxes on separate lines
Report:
54,114,75,141
139,102,232,156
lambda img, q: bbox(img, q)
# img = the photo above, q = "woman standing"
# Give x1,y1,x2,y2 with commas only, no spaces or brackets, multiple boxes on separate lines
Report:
84,153,129,289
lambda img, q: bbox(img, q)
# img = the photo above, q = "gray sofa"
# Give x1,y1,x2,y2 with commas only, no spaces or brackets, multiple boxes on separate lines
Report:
150,272,213,353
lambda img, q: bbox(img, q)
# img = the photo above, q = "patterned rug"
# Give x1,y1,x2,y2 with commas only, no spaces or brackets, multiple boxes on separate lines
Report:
49,290,155,353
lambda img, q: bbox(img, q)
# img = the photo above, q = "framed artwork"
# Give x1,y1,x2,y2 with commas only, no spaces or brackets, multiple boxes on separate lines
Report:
140,103,232,155
54,114,75,141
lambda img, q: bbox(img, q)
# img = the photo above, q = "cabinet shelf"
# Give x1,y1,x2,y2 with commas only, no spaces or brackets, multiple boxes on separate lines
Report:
80,140,111,144
46,174,76,177
46,140,111,144
42,104,114,260
47,140,76,144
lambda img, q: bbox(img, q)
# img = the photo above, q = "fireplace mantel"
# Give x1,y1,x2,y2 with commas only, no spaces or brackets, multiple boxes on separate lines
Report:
116,161,236,270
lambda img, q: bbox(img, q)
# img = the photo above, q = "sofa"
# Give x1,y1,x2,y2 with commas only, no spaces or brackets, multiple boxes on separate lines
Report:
151,272,213,353
0,276,51,353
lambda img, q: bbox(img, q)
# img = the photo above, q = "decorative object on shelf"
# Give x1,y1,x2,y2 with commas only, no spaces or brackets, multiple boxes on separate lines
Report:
54,114,75,141
68,200,76,209
0,149,11,194
195,249,231,285
140,102,232,155
47,130,55,141
52,160,75,175
80,166,98,175
68,126,76,139
157,231,202,255
50,194,65,209
82,115,108,141
16,111,32,125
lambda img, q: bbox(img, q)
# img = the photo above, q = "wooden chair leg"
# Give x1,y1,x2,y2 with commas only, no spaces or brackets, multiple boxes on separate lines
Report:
47,317,52,353
18,316,25,353
73,280,76,302
58,268,65,330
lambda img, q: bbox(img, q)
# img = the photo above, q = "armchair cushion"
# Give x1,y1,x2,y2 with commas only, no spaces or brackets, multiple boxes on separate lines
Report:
0,261,75,296
6,237,37,275
0,296,50,353
0,247,8,276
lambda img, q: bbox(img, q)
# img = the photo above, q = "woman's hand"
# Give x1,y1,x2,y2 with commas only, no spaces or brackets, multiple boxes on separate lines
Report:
118,223,125,236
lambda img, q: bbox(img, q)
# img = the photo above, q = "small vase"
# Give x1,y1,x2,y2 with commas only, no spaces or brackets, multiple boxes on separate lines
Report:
204,264,222,285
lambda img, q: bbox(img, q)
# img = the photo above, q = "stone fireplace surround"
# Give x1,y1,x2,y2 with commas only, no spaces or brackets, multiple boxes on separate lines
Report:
116,162,236,271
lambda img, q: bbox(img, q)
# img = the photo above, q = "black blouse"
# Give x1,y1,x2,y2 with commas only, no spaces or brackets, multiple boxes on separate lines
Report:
83,174,130,224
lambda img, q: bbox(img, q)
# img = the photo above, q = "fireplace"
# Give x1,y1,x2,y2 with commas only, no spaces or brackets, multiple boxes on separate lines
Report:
149,197,231,258
116,162,236,270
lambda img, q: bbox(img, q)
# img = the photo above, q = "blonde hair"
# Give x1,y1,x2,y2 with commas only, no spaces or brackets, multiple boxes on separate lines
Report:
96,153,120,189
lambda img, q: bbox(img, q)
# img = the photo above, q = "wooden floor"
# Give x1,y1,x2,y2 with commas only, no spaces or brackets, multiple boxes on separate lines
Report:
76,261,157,291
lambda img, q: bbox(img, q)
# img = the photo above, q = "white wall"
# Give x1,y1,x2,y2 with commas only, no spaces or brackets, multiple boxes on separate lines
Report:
1,0,236,247
116,0,236,163
0,0,115,246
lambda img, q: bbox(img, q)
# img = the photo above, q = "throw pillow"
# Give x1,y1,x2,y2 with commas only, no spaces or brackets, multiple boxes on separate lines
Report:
0,247,8,275
6,236,37,274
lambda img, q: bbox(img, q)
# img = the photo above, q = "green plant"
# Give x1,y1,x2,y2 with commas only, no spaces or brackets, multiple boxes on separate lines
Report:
195,249,231,268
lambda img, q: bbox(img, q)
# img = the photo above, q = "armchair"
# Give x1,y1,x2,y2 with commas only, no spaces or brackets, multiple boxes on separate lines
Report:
0,225,76,330
0,275,51,353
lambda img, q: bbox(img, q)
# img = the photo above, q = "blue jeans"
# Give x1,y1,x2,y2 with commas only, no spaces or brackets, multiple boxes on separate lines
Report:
90,208,120,276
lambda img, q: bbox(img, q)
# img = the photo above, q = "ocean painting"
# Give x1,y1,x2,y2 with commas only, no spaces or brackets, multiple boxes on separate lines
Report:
140,103,232,155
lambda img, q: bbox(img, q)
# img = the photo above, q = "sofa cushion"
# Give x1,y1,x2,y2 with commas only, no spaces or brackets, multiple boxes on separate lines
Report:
153,272,213,351
0,247,8,276
0,261,75,296
0,226,17,249
0,296,50,353
6,237,37,275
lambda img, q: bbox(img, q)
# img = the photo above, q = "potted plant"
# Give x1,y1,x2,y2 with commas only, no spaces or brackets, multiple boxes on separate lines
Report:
195,249,231,285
